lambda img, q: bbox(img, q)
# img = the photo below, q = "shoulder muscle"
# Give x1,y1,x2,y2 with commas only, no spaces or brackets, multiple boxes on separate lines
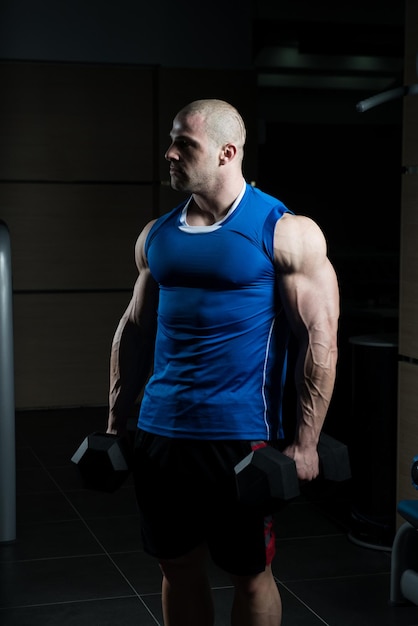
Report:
274,214,327,274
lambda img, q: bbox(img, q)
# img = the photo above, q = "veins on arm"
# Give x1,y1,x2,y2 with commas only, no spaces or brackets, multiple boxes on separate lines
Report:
275,214,340,449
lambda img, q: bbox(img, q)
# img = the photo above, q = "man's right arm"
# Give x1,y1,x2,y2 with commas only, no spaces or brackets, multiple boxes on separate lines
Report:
107,221,159,435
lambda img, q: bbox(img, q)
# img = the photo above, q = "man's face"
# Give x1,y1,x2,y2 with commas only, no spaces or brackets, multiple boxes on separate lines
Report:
165,112,220,194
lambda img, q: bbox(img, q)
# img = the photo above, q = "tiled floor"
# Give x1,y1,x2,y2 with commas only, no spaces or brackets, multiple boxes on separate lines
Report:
1,407,418,626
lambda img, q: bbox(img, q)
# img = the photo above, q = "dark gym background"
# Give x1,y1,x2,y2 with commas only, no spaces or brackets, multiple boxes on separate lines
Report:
2,1,417,625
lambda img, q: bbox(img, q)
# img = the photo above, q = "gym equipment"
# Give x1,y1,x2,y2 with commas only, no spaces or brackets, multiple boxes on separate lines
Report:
390,500,418,606
234,444,300,506
234,432,351,508
348,334,398,549
0,221,16,544
71,432,132,493
390,455,418,607
317,433,352,482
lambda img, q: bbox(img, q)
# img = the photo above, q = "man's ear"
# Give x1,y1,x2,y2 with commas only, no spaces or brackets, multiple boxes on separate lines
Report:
219,143,237,164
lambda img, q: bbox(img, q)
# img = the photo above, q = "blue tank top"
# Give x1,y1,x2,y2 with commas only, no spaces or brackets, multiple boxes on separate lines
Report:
138,183,292,440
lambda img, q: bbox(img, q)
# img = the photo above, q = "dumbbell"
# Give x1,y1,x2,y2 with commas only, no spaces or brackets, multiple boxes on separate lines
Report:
234,432,351,508
71,432,132,493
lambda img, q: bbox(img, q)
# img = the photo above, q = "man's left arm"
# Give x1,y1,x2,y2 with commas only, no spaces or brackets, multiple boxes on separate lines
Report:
274,213,340,481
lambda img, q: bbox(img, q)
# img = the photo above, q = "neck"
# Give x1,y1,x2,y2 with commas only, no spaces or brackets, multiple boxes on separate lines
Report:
188,178,245,226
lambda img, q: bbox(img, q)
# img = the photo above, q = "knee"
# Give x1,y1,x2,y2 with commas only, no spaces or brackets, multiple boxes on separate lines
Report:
231,566,275,597
159,543,208,581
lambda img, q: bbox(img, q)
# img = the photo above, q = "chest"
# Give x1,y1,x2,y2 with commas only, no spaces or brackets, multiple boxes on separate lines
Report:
147,226,275,289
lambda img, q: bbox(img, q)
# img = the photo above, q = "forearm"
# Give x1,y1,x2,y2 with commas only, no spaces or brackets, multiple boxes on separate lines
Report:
108,315,156,434
107,223,158,435
274,215,340,478
294,326,338,448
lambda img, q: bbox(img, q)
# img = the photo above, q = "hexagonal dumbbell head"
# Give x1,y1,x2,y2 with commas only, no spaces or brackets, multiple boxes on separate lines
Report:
317,433,351,482
71,432,131,493
234,445,300,507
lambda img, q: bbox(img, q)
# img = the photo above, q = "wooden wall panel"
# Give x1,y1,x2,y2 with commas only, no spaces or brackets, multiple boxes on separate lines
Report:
13,292,131,408
397,0,418,518
399,175,418,357
0,61,155,182
0,61,158,408
0,61,258,409
0,183,153,291
401,98,418,167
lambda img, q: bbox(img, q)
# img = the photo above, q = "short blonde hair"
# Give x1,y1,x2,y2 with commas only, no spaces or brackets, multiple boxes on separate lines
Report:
178,99,246,152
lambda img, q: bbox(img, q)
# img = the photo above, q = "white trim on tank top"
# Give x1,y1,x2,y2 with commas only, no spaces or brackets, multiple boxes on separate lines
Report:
178,181,246,233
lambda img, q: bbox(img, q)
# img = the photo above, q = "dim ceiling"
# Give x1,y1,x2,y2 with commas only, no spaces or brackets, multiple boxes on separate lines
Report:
252,1,406,94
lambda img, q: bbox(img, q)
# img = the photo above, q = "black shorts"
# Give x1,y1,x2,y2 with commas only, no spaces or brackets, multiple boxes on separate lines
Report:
132,430,276,576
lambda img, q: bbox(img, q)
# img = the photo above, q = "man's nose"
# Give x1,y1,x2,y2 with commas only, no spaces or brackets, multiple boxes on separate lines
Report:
165,143,176,161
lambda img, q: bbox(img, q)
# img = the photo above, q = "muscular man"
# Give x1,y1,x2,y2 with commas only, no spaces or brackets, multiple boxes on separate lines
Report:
107,99,339,626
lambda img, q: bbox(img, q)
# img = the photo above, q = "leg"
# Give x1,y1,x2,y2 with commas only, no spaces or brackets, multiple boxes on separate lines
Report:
133,435,215,625
159,543,215,626
230,565,282,626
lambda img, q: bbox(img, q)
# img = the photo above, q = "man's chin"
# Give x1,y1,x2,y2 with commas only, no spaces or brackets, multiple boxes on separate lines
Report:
170,179,188,193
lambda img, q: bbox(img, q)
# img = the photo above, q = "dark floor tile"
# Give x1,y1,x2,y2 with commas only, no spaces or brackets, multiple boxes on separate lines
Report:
274,499,346,539
17,491,79,524
284,572,418,626
109,551,168,595
33,442,83,469
0,596,161,626
84,514,143,553
9,408,413,626
0,519,103,562
64,485,138,520
273,533,391,581
318,498,352,533
278,583,337,626
212,587,234,624
0,555,135,608
16,466,60,494
15,447,43,470
46,463,90,491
